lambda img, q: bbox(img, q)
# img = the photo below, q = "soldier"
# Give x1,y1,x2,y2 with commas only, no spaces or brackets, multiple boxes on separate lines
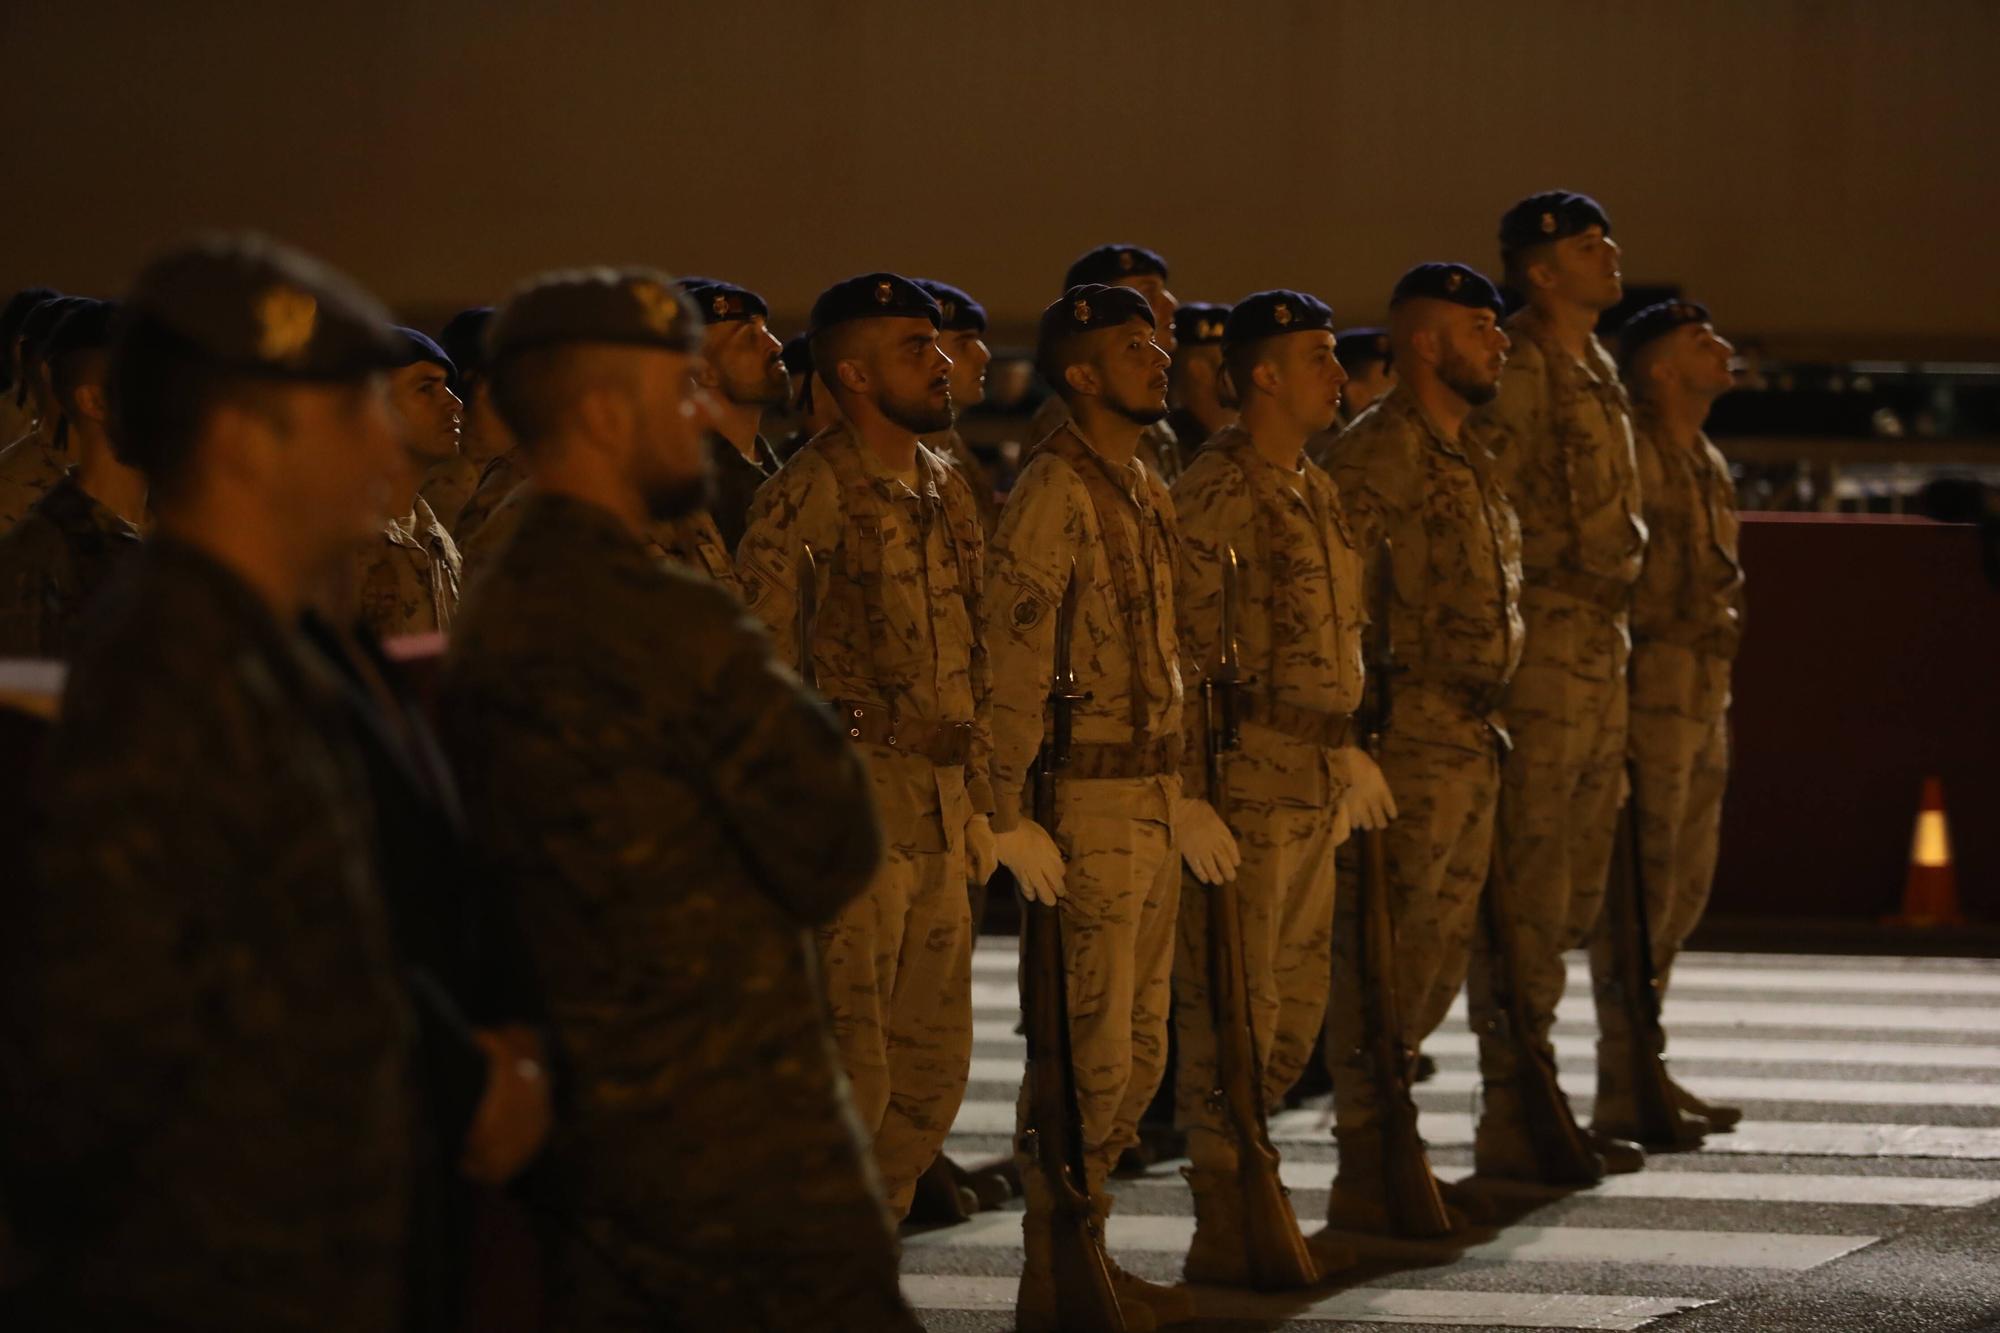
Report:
736,272,996,1220
438,267,920,1331
681,277,786,551
328,327,463,640
1335,326,1395,422
0,286,57,447
1589,300,1746,1137
914,277,1003,536
987,282,1238,1330
1319,262,1522,1230
416,305,502,529
777,331,843,460
1029,244,1188,485
1164,301,1236,453
1470,190,1657,1178
0,295,88,532
0,234,419,1328
0,299,145,656
1170,290,1383,1282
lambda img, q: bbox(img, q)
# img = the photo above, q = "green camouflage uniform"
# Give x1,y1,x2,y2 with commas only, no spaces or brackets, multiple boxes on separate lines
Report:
438,490,918,1331
0,472,142,656
1318,386,1523,1133
1589,411,1743,1072
1170,426,1365,1170
1470,307,1645,1125
0,427,66,535
985,419,1185,1208
1029,394,1187,487
460,474,738,596
736,426,992,1217
1,538,415,1330
349,496,462,640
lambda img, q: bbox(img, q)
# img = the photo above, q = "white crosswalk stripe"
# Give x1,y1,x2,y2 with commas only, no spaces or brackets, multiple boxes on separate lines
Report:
909,941,2000,1329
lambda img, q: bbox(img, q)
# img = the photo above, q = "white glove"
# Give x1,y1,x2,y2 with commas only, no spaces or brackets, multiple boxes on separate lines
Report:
965,812,999,888
1172,796,1241,885
995,819,1066,905
1330,747,1398,831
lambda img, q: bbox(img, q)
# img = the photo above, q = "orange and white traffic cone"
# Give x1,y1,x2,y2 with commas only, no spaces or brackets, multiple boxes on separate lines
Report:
1887,777,1965,927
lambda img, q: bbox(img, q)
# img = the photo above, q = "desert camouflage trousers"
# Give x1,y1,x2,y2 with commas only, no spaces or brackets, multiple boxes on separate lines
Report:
1470,589,1630,1105
1326,690,1503,1130
1174,795,1341,1168
818,802,972,1219
1013,777,1181,1210
1589,641,1732,1063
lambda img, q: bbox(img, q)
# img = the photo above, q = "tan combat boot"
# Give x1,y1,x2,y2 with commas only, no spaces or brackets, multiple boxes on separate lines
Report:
1667,1070,1743,1131
1015,1190,1157,1333
1326,1127,1467,1238
1472,1081,1609,1186
1094,1195,1193,1328
1182,1167,1327,1288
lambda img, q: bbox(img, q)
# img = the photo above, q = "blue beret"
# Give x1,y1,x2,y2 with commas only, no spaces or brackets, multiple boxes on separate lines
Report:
42,299,119,362
488,267,703,360
914,279,987,333
809,273,941,334
1224,290,1334,346
781,332,813,376
679,277,771,325
19,296,89,362
125,233,402,381
2,287,58,349
1498,190,1612,257
437,307,492,382
1335,326,1392,372
1618,299,1711,365
1390,262,1505,314
1173,302,1230,347
1038,283,1154,342
391,326,454,375
1064,243,1169,290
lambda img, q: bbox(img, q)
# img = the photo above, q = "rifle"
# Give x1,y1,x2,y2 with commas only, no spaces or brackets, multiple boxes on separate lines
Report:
1019,562,1124,1331
1603,766,1684,1146
1199,545,1318,1286
795,543,819,690
1353,540,1457,1235
1478,824,1602,1185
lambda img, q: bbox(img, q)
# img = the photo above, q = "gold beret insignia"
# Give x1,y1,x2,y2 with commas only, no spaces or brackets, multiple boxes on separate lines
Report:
632,282,680,335
940,298,957,322
1073,298,1091,323
1445,271,1464,293
1540,211,1558,234
711,294,730,318
1274,302,1293,326
874,280,893,305
1118,250,1136,272
255,286,318,362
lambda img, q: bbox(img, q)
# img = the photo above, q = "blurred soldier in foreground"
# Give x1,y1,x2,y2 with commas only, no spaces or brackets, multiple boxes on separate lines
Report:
1170,290,1375,1282
0,300,145,655
0,286,58,448
1320,263,1521,1231
330,327,463,639
1471,191,1664,1178
1030,244,1188,485
1164,301,1236,454
738,272,995,1219
0,295,88,532
916,278,1002,536
0,234,419,1328
988,283,1232,1329
439,267,919,1330
1590,300,1746,1138
683,276,786,551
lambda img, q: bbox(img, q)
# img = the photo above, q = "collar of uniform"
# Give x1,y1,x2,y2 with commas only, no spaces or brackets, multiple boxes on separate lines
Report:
707,430,769,477
37,469,142,541
837,423,945,505
1375,382,1474,464
1507,304,1617,387
1207,421,1312,479
1058,417,1148,503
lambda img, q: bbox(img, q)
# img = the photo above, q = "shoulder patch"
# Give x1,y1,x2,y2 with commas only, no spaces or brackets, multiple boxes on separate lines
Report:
1010,591,1050,630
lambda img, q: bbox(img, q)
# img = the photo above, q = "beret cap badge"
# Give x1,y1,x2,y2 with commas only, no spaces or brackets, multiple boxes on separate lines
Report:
1273,302,1293,326
940,298,957,322
256,286,318,362
1445,271,1464,293
1073,298,1091,322
1117,250,1136,272
710,294,730,318
631,282,682,336
1540,211,1558,234
874,280,893,305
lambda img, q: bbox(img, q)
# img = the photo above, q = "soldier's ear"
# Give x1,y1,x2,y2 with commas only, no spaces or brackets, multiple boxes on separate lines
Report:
1063,360,1098,398
72,382,110,423
835,357,869,395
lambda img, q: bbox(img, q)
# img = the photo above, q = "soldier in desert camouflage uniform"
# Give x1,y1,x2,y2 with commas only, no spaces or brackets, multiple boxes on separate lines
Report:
1319,263,1523,1231
439,267,920,1331
0,296,87,533
0,300,145,656
1590,300,1747,1139
0,234,417,1330
415,305,503,530
1170,290,1381,1283
1029,244,1188,486
334,327,463,639
1470,191,1670,1177
915,278,1003,537
1163,301,1236,455
988,282,1240,1331
737,272,997,1220
681,277,786,552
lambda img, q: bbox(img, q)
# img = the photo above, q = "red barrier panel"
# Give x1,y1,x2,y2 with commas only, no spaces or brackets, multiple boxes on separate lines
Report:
1716,515,1999,922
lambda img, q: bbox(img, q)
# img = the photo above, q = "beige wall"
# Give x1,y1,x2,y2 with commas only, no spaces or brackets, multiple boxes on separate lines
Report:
3,0,1996,350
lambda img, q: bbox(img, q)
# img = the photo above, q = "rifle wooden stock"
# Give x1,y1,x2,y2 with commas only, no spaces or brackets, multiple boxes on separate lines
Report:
1605,781,1683,1146
1355,823,1455,1235
1478,856,1602,1185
